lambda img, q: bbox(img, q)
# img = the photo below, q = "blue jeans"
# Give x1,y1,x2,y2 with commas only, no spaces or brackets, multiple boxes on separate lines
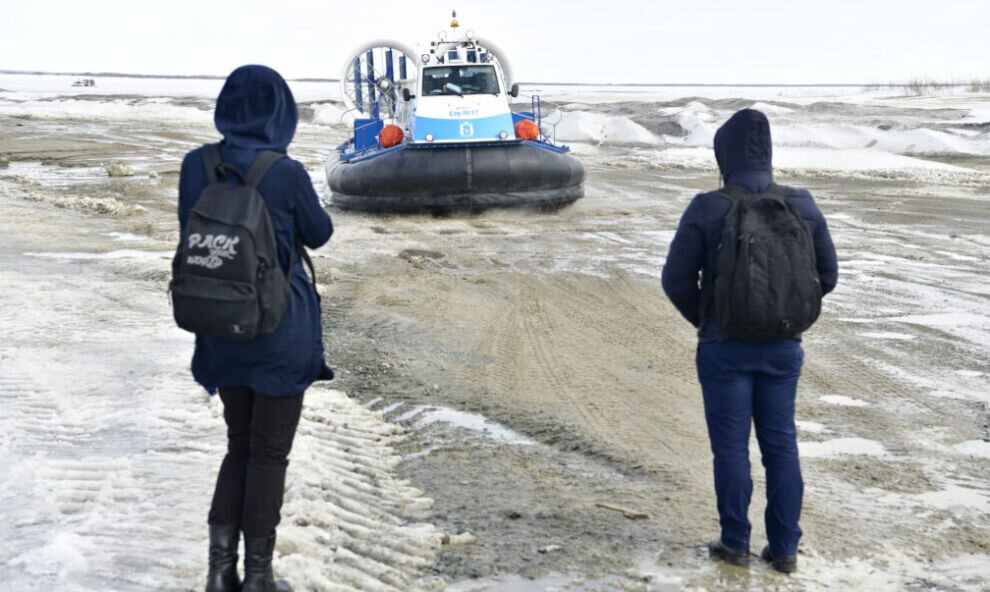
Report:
697,339,804,556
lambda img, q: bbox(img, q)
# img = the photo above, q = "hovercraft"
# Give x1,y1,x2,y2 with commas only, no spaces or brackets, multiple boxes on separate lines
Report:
326,12,585,212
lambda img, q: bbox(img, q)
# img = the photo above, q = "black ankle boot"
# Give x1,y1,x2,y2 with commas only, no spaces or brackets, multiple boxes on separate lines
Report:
708,538,750,566
760,545,797,573
205,524,241,592
242,532,292,592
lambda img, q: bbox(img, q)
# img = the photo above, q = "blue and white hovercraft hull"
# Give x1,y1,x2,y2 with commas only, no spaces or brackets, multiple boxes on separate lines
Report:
327,140,584,211
327,14,585,212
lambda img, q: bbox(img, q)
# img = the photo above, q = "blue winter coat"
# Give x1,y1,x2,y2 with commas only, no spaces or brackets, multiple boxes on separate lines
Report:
177,65,334,396
661,109,838,342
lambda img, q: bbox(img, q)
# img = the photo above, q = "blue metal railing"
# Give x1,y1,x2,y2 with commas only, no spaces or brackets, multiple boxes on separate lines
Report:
510,93,566,149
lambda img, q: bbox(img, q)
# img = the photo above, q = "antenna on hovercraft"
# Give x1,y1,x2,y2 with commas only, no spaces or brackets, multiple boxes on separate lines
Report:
451,10,458,28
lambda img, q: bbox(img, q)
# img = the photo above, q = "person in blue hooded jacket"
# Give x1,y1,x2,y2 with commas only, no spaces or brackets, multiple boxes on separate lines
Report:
661,109,837,573
178,65,333,592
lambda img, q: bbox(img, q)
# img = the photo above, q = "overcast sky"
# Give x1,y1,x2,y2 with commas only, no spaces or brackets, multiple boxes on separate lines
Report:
3,0,989,84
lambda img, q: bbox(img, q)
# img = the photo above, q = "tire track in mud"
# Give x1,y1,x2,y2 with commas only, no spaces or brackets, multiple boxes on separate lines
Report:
377,268,724,547
469,273,709,475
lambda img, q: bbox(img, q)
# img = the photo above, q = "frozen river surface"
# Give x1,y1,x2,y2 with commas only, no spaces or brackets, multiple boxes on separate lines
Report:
1,74,989,590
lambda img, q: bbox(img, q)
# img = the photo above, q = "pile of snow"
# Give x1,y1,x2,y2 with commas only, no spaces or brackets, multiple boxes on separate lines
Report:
311,102,354,126
104,162,135,177
774,147,971,174
658,101,718,147
549,110,660,146
774,124,983,156
748,101,795,115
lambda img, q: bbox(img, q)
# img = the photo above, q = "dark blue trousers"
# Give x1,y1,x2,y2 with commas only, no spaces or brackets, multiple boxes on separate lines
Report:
697,339,804,556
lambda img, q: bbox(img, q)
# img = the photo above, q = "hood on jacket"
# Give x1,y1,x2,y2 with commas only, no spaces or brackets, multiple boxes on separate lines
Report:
714,108,772,182
214,65,297,151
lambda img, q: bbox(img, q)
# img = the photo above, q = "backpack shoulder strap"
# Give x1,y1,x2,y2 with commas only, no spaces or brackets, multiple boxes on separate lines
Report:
244,151,287,188
202,143,223,184
717,183,749,202
295,236,318,289
764,182,795,199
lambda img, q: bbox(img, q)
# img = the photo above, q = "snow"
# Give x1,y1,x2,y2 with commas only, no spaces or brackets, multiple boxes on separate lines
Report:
0,73,337,102
107,232,148,242
0,210,442,590
311,102,355,126
796,420,830,434
3,71,990,590
658,101,717,146
24,249,172,260
415,407,535,445
819,395,871,407
800,438,887,458
748,101,795,115
882,485,990,513
550,110,661,146
891,311,990,346
858,331,916,341
955,370,984,378
953,440,990,459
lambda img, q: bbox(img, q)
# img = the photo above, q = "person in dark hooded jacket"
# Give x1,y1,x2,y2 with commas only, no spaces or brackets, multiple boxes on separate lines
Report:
178,65,333,592
661,109,837,573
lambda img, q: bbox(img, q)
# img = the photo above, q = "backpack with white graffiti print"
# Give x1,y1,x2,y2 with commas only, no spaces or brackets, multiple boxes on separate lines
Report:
169,144,291,340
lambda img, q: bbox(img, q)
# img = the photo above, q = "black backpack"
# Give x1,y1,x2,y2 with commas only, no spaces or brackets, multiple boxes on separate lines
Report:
170,144,301,340
714,183,822,341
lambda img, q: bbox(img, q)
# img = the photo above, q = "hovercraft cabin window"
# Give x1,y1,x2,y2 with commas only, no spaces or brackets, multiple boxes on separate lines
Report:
423,66,500,95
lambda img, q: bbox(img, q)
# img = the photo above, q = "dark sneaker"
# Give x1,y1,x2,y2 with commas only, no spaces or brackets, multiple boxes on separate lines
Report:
760,545,797,573
708,539,750,566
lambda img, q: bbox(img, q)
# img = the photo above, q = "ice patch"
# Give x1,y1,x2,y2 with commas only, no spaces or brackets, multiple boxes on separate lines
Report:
800,438,887,458
550,110,660,146
796,420,829,433
858,331,916,341
416,407,535,445
107,232,147,242
380,401,405,414
820,394,870,407
955,370,984,378
362,396,384,409
0,97,212,124
882,485,990,513
890,311,990,345
953,440,990,459
892,311,987,327
24,249,171,260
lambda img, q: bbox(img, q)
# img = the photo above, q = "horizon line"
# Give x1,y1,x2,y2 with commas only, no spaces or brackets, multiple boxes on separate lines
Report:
0,69,937,88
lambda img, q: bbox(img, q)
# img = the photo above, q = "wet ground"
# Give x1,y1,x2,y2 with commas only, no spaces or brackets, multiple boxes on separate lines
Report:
1,82,989,590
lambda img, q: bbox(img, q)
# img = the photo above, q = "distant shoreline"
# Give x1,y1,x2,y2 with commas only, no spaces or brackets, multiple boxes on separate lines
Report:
0,69,883,87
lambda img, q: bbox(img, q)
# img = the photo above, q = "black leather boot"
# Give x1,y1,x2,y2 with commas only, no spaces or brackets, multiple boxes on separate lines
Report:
205,524,242,592
242,532,292,592
760,545,797,573
708,538,750,566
